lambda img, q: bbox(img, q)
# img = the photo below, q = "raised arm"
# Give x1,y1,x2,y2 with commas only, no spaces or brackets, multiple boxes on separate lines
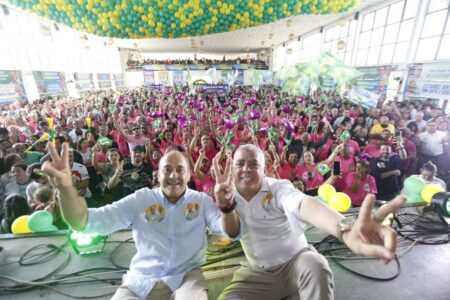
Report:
213,155,240,238
300,193,405,264
194,149,206,180
190,127,201,151
114,120,130,142
42,143,88,231
107,160,123,190
91,144,104,171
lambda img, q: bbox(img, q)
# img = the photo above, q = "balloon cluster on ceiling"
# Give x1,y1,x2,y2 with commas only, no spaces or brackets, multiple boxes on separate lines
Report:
8,0,360,39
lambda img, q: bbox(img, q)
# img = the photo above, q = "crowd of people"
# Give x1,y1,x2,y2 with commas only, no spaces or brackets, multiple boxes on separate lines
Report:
0,85,449,234
0,84,447,299
126,57,269,69
0,85,448,234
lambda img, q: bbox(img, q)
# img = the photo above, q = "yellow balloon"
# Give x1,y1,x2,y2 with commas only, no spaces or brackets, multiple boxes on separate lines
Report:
328,192,351,212
318,184,336,202
421,184,445,204
11,215,32,234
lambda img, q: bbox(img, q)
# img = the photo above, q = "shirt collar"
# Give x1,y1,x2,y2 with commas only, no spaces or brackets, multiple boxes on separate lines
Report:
157,187,191,206
233,177,271,201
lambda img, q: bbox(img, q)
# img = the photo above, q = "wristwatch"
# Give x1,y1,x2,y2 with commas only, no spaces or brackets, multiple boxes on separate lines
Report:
336,217,355,242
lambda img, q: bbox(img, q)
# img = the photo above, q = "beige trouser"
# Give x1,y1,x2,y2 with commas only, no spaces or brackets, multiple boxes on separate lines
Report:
110,269,208,300
219,247,334,300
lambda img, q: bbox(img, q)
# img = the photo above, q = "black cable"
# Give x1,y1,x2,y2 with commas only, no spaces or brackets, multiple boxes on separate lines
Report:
332,255,401,281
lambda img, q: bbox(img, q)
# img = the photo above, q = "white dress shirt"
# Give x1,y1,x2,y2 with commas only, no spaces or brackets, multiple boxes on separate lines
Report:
84,187,238,299
233,177,309,269
419,131,447,156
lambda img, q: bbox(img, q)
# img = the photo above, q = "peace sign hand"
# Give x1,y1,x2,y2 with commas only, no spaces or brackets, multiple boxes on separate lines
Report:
213,154,233,207
342,194,406,264
42,142,73,189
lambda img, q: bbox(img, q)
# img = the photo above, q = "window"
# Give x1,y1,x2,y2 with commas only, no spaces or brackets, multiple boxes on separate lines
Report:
415,0,450,61
323,19,357,64
357,0,417,66
298,32,322,63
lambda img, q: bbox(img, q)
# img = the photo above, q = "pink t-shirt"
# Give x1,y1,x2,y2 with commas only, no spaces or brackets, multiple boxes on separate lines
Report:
277,162,299,181
363,144,380,159
296,164,324,191
116,134,130,158
342,139,361,156
194,174,216,200
329,156,358,191
343,172,377,206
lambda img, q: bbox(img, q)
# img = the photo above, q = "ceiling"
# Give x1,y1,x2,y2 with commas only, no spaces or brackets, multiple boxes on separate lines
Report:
115,0,381,54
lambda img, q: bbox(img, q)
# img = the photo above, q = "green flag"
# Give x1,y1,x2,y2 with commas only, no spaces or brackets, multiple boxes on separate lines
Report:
340,130,350,143
316,162,331,175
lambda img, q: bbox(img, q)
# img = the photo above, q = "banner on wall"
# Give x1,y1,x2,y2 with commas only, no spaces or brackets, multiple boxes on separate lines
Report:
0,70,27,104
172,70,185,85
354,66,393,94
33,71,67,96
142,64,255,71
203,84,229,94
262,71,273,84
236,69,244,85
97,74,112,89
346,86,378,109
158,71,170,86
144,83,163,90
73,73,94,92
144,70,155,85
114,74,125,88
404,62,450,100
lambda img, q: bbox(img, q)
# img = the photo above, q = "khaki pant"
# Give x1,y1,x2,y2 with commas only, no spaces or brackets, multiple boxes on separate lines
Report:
219,247,334,300
111,269,208,300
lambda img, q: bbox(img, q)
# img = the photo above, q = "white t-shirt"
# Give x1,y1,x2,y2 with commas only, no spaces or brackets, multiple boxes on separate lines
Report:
71,162,91,198
419,131,447,156
68,128,88,143
5,180,32,198
233,177,309,269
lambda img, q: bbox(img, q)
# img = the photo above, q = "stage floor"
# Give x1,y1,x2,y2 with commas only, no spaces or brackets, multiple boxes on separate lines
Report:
0,208,449,300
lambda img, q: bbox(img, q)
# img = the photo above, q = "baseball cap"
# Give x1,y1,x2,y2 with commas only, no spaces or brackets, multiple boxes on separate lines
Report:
132,145,146,152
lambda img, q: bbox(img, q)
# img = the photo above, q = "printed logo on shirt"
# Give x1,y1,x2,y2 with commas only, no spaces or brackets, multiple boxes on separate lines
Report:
145,204,166,223
363,183,370,192
262,192,275,212
377,162,386,169
184,202,200,221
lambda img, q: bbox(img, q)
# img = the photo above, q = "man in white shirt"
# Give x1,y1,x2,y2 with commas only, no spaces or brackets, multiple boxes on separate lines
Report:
42,143,240,300
68,119,87,143
215,144,405,300
407,111,427,132
419,121,449,169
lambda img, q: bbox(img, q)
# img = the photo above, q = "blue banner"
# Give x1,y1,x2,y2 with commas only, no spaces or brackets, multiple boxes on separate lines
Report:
33,71,67,96
203,84,229,93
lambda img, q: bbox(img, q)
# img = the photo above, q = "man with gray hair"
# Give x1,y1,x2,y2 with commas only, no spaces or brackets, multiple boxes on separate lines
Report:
43,143,240,300
215,144,405,300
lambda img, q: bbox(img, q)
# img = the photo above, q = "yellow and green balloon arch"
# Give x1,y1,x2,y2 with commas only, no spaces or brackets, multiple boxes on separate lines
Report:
8,0,359,39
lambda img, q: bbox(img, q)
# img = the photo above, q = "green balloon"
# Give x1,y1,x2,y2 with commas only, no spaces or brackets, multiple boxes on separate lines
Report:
27,211,54,233
403,176,425,194
405,192,424,204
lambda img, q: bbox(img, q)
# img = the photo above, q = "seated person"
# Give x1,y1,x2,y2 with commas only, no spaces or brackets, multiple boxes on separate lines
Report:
0,194,30,234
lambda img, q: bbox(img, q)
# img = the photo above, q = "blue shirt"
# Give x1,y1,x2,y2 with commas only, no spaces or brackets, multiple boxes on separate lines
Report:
84,187,236,299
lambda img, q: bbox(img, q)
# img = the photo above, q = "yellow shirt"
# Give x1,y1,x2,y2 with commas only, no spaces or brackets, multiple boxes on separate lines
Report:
370,123,395,135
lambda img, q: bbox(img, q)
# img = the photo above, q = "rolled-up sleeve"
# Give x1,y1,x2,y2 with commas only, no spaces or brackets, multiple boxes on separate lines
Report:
83,193,136,235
